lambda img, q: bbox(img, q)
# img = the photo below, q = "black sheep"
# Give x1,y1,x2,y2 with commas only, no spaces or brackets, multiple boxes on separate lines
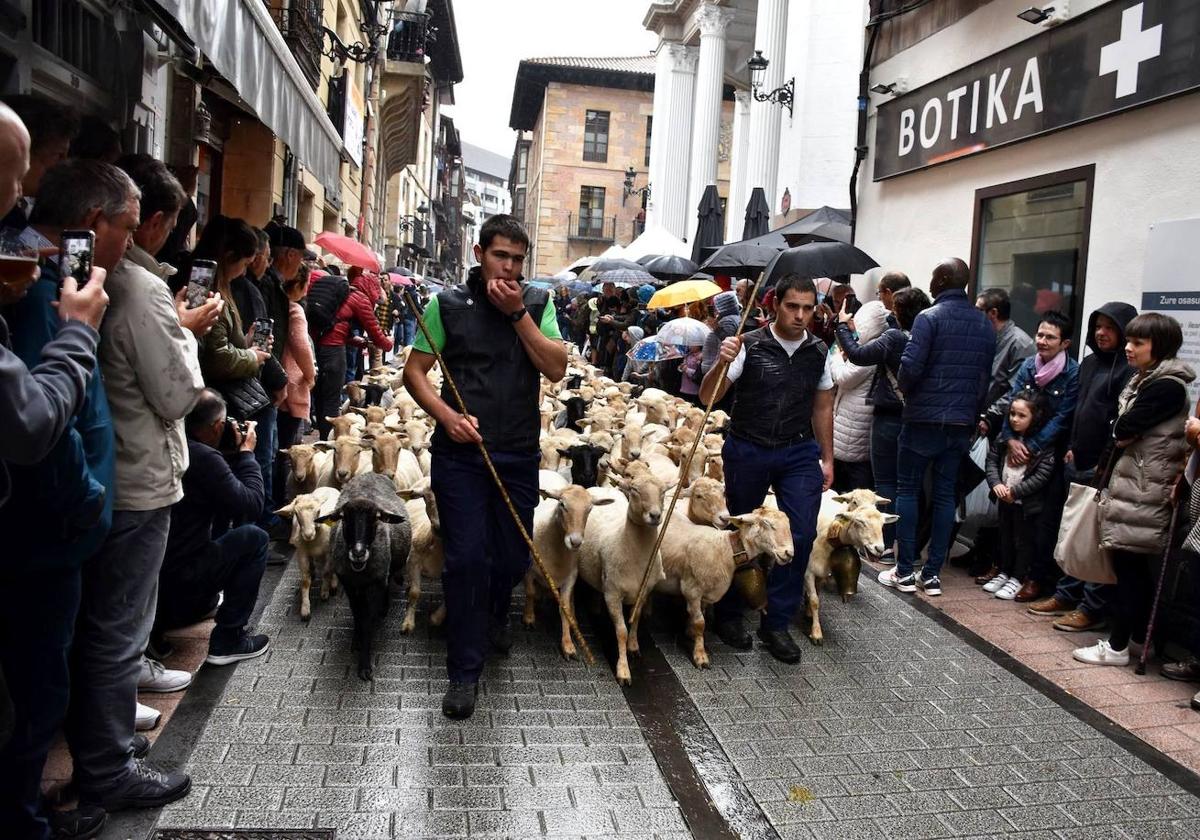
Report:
557,442,609,488
321,473,412,680
363,383,388,406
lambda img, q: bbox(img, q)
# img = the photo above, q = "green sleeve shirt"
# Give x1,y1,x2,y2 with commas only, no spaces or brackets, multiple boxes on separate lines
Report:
412,294,562,354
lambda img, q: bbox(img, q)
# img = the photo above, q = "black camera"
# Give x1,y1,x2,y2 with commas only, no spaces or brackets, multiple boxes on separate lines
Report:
219,418,250,453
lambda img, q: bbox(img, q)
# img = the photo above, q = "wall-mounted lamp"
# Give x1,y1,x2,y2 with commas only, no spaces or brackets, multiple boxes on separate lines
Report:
869,78,908,96
622,165,651,205
1017,4,1069,25
746,50,795,118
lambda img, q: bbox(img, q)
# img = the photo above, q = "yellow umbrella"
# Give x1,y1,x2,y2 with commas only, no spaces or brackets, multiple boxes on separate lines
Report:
646,279,724,310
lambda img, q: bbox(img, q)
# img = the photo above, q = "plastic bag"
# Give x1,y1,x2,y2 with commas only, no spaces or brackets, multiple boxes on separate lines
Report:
959,435,997,525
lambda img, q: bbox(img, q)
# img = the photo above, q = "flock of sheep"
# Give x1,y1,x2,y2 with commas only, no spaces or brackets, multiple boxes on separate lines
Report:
274,346,896,684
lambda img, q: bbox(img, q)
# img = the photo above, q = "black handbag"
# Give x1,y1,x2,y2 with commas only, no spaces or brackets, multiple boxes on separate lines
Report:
218,375,271,421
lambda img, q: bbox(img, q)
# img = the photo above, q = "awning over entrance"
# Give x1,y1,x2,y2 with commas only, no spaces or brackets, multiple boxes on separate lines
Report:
157,0,346,197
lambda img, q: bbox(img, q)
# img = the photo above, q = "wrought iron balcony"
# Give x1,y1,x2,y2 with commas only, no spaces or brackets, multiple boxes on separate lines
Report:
386,11,430,64
264,0,323,91
568,214,616,243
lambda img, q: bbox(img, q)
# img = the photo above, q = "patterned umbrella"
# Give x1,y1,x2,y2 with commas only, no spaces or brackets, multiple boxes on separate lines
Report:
657,317,711,347
628,336,683,362
596,268,656,287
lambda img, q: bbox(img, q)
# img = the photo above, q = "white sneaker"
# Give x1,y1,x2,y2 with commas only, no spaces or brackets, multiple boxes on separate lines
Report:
1072,640,1130,667
877,567,917,593
135,701,161,731
995,578,1022,600
982,573,1010,594
138,657,192,693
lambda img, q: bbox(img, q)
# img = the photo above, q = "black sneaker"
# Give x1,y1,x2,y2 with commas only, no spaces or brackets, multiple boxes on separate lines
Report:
715,617,753,651
917,575,942,596
145,634,174,661
489,617,513,655
131,733,150,760
206,631,270,666
442,681,479,720
82,760,191,811
757,627,802,664
49,804,106,840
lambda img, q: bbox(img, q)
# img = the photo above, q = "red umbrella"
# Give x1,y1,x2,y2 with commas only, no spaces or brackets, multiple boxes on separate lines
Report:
389,272,414,287
314,231,380,272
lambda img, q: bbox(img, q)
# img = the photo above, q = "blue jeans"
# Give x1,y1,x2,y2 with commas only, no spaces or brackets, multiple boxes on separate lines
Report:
871,412,903,548
431,446,539,684
252,405,278,529
66,507,171,796
155,525,269,638
716,436,823,631
0,566,81,840
403,317,418,346
896,423,973,580
1054,462,1111,617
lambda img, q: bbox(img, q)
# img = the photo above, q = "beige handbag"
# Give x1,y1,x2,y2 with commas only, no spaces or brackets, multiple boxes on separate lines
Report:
1055,481,1118,584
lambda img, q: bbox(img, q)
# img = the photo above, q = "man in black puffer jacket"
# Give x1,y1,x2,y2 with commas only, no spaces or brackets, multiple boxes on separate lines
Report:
1026,302,1137,632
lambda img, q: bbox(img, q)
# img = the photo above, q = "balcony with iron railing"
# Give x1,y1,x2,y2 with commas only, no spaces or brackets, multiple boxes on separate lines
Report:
567,214,617,243
264,0,323,91
386,10,431,63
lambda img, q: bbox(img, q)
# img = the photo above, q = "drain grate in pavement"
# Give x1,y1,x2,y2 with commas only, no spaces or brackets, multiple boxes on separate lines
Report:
152,831,334,840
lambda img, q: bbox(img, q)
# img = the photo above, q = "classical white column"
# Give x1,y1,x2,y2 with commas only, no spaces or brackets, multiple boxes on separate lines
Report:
662,43,700,240
687,2,734,238
745,0,789,212
725,90,752,242
645,42,676,231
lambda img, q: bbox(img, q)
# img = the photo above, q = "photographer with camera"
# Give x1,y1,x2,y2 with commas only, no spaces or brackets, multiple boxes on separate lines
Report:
153,389,270,670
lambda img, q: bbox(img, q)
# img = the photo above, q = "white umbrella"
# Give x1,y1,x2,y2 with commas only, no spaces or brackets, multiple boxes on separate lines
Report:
656,317,711,347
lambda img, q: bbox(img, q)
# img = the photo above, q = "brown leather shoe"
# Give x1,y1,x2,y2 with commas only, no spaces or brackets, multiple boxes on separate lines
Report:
1014,580,1042,602
1027,595,1073,616
1162,657,1200,682
974,565,1000,585
1053,609,1107,632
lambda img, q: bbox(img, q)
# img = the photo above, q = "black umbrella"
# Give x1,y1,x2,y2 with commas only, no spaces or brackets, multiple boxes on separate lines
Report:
635,254,658,266
698,241,782,279
782,220,853,247
587,257,646,275
690,185,725,265
642,254,700,283
742,187,771,241
762,241,879,286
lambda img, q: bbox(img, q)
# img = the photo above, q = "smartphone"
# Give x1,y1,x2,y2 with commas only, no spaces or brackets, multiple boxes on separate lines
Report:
844,294,862,316
252,317,273,352
59,230,95,287
186,259,217,309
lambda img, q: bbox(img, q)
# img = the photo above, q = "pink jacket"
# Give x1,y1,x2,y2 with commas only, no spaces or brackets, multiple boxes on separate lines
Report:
282,301,317,420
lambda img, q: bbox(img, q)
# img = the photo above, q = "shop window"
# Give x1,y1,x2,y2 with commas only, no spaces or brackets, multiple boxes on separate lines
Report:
583,110,609,163
577,186,606,237
971,165,1094,348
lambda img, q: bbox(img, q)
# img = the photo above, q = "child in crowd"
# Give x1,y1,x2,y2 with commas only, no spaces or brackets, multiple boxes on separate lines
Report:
983,390,1057,600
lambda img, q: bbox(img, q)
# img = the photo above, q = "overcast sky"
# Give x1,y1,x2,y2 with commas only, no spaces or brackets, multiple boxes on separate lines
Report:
445,0,658,160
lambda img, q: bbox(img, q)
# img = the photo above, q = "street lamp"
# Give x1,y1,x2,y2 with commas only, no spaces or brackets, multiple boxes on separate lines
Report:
320,1,392,64
398,203,428,234
622,165,651,205
1017,5,1054,24
746,50,794,117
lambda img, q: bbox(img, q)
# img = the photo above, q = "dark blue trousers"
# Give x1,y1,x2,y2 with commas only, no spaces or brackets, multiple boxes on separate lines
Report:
716,436,823,632
431,446,539,684
0,566,81,840
155,525,269,637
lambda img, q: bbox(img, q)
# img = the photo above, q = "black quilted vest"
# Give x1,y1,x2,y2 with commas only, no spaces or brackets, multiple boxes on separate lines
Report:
431,268,550,453
729,327,827,448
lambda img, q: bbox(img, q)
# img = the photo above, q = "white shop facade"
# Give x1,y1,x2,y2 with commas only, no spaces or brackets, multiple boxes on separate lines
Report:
854,0,1200,364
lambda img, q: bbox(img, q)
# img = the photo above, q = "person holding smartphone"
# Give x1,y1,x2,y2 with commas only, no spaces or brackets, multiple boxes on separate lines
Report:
403,214,566,720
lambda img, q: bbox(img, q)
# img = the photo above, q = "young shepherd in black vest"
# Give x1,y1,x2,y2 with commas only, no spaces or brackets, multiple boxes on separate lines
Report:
402,215,568,719
699,276,835,665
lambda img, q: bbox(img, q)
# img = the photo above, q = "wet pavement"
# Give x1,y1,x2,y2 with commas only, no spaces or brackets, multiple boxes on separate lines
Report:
139,560,1200,839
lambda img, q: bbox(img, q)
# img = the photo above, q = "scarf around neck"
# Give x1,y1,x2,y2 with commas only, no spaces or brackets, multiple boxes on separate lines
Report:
1034,350,1066,388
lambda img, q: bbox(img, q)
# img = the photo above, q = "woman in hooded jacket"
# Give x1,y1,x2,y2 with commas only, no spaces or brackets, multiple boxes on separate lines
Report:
830,300,889,492
1074,313,1195,668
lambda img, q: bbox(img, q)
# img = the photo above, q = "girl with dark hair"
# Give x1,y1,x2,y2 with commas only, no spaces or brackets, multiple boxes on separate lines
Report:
983,390,1056,600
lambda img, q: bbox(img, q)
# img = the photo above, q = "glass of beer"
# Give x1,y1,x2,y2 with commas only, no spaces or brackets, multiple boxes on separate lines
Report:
0,229,40,305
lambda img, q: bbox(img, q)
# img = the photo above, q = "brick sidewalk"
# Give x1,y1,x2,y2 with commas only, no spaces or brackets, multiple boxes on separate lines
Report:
870,558,1200,776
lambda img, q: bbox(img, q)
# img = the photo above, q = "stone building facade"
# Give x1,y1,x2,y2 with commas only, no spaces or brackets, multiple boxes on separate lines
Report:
510,56,731,277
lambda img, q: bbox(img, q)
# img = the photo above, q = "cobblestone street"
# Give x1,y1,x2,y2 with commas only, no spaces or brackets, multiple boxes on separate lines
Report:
130,559,1200,839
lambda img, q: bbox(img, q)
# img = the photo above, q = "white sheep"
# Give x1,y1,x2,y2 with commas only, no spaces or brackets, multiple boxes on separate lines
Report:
276,487,341,621
577,472,669,684
397,477,445,633
524,484,615,658
658,507,795,668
